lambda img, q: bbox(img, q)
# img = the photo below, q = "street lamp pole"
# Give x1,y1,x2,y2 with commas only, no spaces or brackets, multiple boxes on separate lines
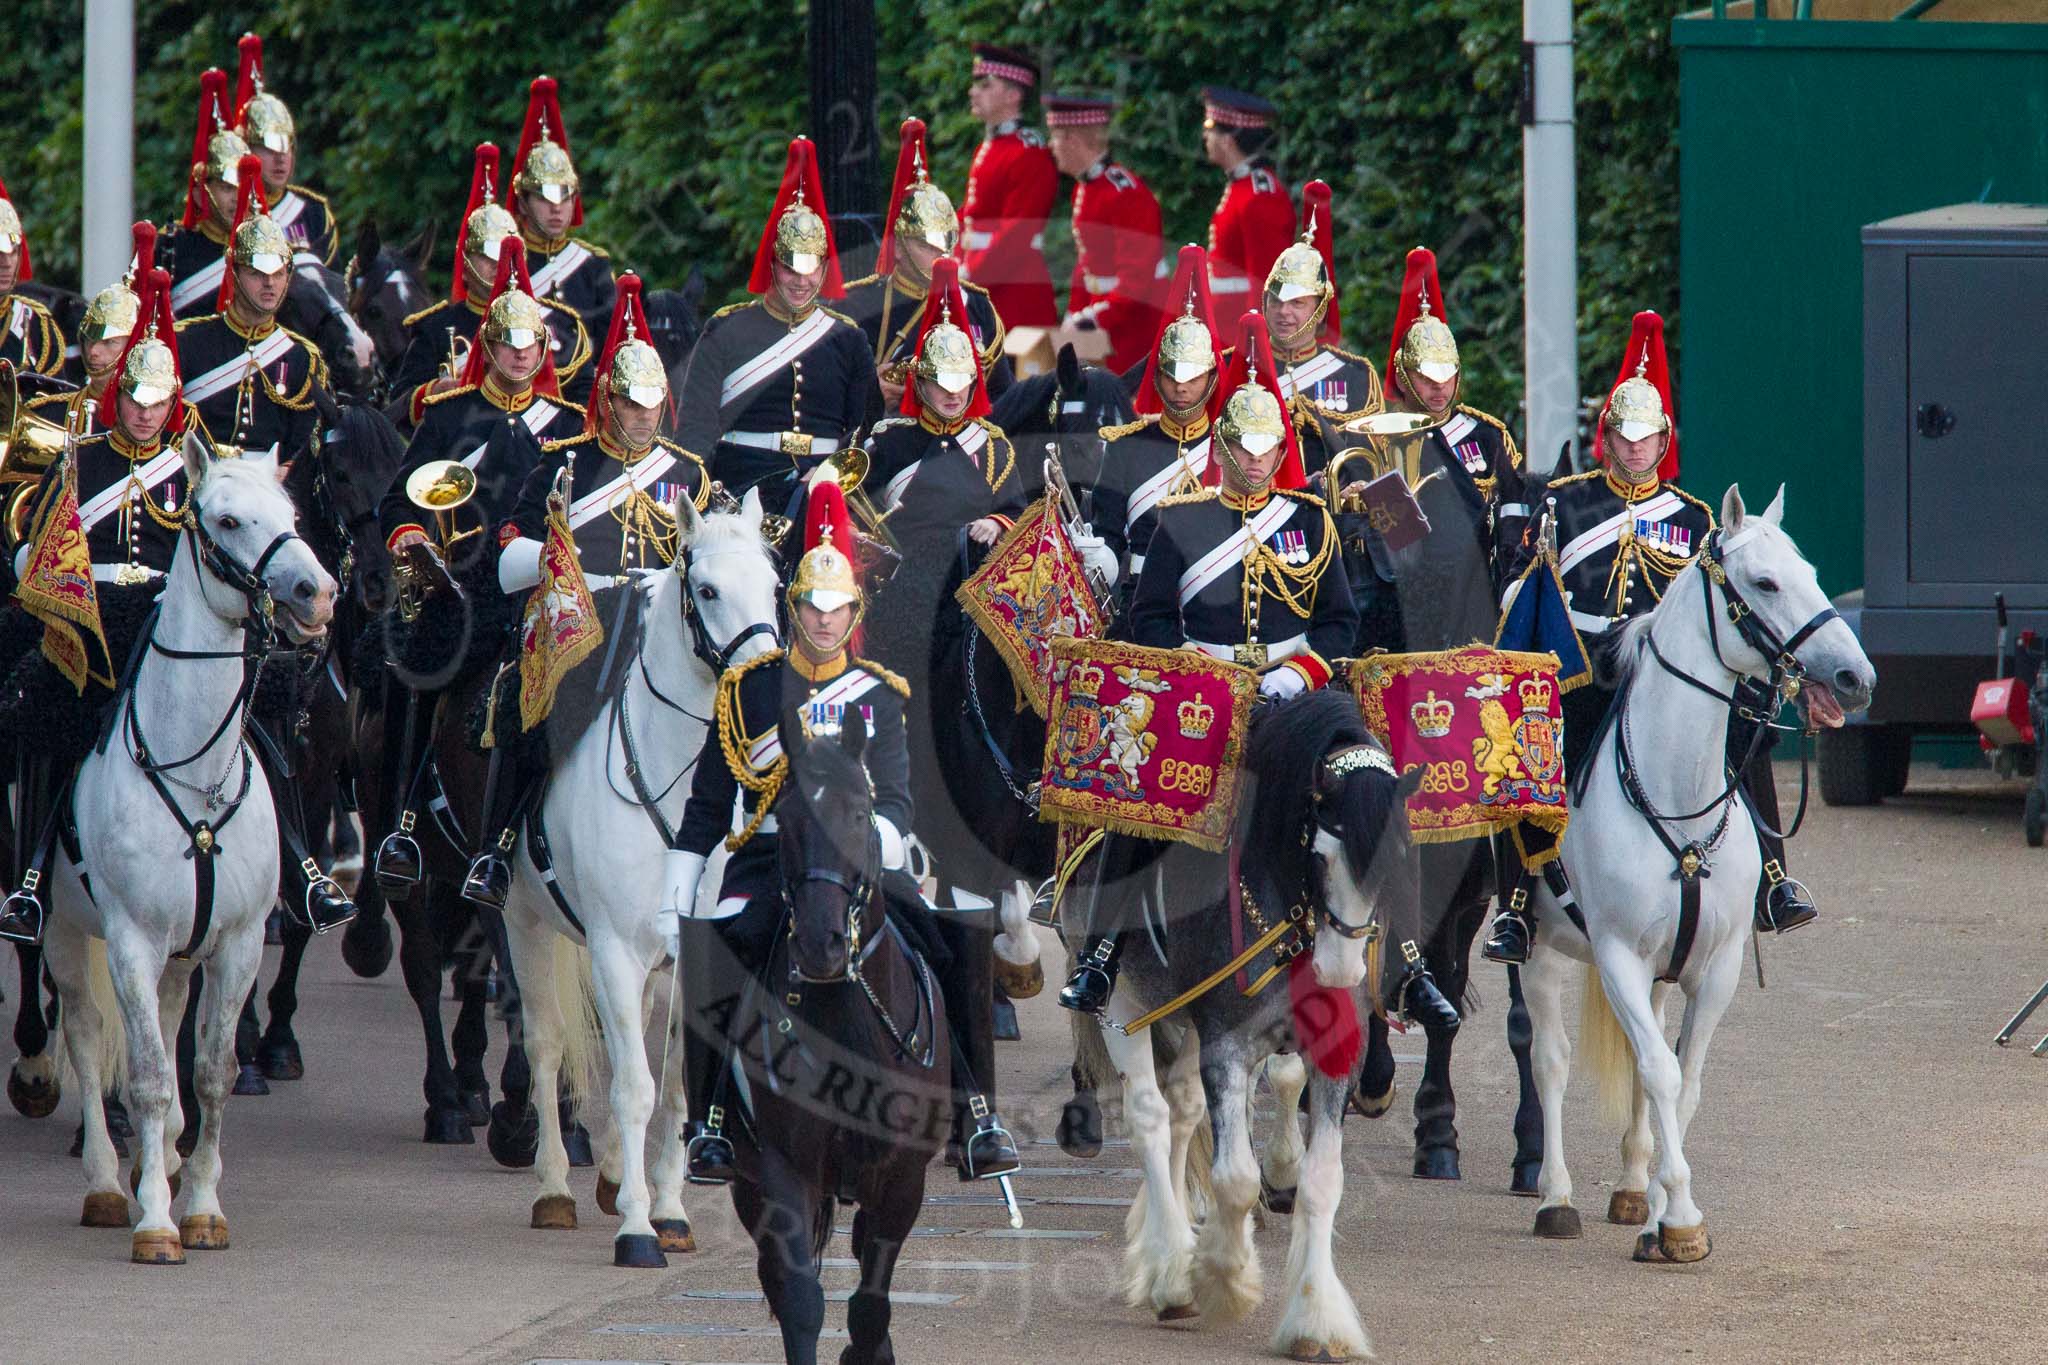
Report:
82,0,136,291
1522,0,1577,475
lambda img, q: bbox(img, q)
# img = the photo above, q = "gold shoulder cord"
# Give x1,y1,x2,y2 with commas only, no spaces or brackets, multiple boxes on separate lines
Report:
1241,503,1335,637
608,480,681,569
982,428,1016,493
715,668,787,851
1604,528,1694,611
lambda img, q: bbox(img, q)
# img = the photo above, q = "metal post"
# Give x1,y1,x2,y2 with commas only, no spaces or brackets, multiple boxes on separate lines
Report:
1522,0,1577,476
82,0,135,291
808,0,882,272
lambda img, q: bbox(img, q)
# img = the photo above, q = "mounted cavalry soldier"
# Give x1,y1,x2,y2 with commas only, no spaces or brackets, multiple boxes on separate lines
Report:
842,118,1010,418
1483,310,1812,964
960,42,1060,332
0,173,65,378
232,33,338,270
390,143,593,431
663,481,1022,1186
674,138,874,517
1057,311,1458,1029
1092,244,1225,610
508,75,617,336
1043,92,1164,378
461,273,709,908
371,239,585,892
165,69,254,321
37,223,158,435
1257,180,1381,475
1200,86,1294,333
175,157,325,464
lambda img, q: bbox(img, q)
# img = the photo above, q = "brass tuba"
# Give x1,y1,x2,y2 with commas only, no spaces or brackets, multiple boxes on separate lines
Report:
0,361,70,549
392,458,482,621
1326,409,1442,514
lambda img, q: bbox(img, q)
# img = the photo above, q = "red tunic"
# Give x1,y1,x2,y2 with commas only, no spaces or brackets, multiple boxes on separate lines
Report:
1063,158,1165,375
960,120,1060,329
1206,160,1295,332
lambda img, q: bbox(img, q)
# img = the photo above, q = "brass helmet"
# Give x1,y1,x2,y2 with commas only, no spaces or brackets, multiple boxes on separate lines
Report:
1157,309,1217,385
81,222,157,351
1264,220,1331,307
120,311,180,409
465,200,520,262
895,147,958,255
0,198,19,261
1216,380,1286,458
1606,350,1670,443
604,326,666,410
484,288,548,352
512,77,581,209
913,299,979,395
1396,296,1460,386
788,479,862,617
204,125,252,188
230,166,289,276
777,189,829,275
235,34,294,155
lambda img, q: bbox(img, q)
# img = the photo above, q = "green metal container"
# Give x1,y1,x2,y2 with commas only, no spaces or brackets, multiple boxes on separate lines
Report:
1674,13,2048,594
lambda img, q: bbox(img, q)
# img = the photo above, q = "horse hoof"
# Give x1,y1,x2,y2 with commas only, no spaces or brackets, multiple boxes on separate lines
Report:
340,916,393,979
258,1039,305,1081
612,1233,666,1269
80,1191,130,1228
128,1166,182,1199
1532,1205,1582,1239
1412,1146,1461,1181
1658,1222,1711,1263
562,1119,595,1169
530,1194,577,1230
1510,1157,1543,1197
1259,1178,1296,1215
1348,1081,1396,1120
178,1213,229,1250
7,1069,58,1119
1607,1190,1651,1226
232,1063,270,1097
1056,1095,1103,1159
1285,1341,1350,1363
1155,1303,1199,1323
422,1108,475,1145
487,1101,540,1169
595,1174,620,1216
653,1218,696,1254
459,1087,491,1127
991,995,1022,1040
994,955,1044,1003
131,1228,185,1265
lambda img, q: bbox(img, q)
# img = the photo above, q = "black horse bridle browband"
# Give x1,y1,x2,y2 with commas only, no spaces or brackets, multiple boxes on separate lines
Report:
1304,744,1393,942
679,542,776,675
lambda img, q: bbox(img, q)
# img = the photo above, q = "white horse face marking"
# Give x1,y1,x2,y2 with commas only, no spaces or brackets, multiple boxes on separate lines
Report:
1716,483,1875,719
1311,828,1371,990
185,436,336,638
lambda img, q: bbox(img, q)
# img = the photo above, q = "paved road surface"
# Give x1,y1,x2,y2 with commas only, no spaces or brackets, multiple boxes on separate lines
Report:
2,761,2045,1364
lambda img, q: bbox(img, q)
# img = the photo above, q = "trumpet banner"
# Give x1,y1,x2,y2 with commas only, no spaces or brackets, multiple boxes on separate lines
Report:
955,493,1104,716
16,465,114,694
518,506,604,733
1039,637,1256,854
1351,644,1570,844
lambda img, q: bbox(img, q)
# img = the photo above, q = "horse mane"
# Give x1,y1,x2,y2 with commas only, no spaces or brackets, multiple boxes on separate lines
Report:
1240,689,1381,887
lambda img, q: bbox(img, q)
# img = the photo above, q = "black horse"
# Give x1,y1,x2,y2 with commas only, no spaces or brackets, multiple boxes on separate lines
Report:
343,222,440,388
716,717,952,1365
281,261,380,400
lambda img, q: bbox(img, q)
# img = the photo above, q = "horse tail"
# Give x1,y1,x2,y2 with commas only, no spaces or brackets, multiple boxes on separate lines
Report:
1579,962,1635,1129
1070,1004,1113,1095
551,937,601,1117
57,939,127,1096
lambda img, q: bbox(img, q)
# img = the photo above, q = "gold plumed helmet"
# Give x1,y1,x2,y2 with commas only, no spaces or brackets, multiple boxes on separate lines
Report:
204,126,251,188
121,324,179,409
233,207,290,275
465,200,520,262
483,288,548,351
1216,381,1286,458
895,147,958,254
514,123,580,207
1265,231,1331,306
1157,310,1217,385
604,331,667,409
913,300,978,395
83,279,143,350
789,481,862,616
242,91,294,155
1396,294,1460,386
0,199,20,258
776,189,829,275
1606,352,1670,443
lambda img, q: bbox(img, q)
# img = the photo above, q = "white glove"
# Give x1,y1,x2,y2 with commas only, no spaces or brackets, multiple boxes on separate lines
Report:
497,537,543,593
660,848,707,959
1259,666,1307,702
875,816,907,872
1070,529,1118,589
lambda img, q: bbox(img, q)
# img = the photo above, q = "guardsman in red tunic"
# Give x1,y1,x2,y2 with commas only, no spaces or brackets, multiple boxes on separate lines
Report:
1201,86,1294,333
231,34,339,270
959,43,1060,331
1043,93,1164,378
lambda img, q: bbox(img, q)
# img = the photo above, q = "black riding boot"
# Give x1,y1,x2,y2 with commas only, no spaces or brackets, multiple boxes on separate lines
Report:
1396,940,1461,1032
678,918,737,1186
461,747,535,911
1737,735,1816,934
251,717,356,934
926,906,1020,1181
0,757,60,946
372,683,430,897
1058,834,1137,1015
1480,877,1534,965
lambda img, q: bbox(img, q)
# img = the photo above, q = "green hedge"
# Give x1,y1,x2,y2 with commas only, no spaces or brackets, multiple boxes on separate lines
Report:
6,1,1682,423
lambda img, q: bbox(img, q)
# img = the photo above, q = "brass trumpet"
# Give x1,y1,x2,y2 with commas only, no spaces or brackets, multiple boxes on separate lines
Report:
393,458,482,622
1327,410,1442,514
0,361,69,550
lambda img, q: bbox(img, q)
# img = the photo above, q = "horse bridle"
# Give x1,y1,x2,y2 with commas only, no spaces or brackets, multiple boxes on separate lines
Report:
679,542,777,675
1303,744,1393,942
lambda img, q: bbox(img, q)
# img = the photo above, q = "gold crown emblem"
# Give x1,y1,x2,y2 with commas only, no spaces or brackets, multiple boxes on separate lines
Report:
1177,696,1216,740
1518,673,1555,713
1409,689,1455,739
1069,661,1107,700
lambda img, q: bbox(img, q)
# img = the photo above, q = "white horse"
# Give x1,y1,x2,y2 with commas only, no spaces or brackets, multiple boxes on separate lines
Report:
44,434,335,1263
500,489,781,1267
1522,485,1874,1261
